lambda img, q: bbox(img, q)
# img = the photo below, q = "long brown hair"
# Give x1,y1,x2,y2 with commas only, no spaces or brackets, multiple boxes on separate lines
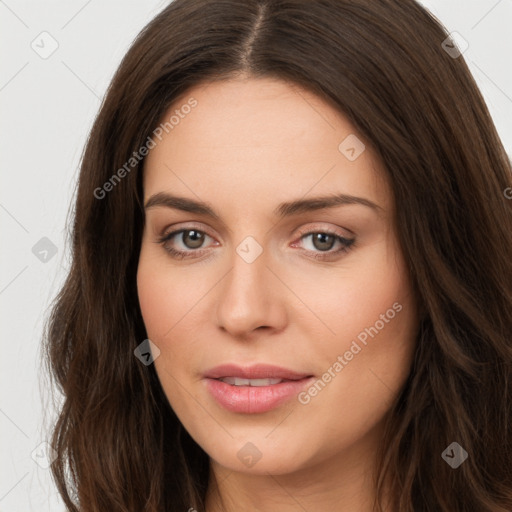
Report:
42,0,512,510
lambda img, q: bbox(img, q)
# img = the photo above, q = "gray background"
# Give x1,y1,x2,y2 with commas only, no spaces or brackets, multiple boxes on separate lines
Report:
1,1,511,510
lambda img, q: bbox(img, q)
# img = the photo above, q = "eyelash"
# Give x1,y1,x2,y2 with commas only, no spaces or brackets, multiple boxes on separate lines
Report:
156,225,355,262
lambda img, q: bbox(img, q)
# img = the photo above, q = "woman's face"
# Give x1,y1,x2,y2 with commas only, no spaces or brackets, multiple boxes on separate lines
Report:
137,76,419,477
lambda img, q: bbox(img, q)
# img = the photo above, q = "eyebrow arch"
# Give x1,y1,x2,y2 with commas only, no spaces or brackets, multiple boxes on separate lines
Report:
144,192,383,219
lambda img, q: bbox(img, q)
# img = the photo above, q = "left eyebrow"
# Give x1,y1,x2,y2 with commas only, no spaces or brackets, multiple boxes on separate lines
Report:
144,192,383,218
274,193,383,217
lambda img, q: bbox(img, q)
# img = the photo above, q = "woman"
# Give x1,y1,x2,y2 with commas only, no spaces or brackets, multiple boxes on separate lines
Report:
43,0,512,510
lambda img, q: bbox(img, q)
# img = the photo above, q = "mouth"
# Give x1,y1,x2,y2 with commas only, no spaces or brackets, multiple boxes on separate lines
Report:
213,376,309,386
202,364,315,414
203,363,313,382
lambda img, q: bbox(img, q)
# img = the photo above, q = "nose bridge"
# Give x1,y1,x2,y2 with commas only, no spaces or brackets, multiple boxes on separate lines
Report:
223,233,270,305
215,230,286,336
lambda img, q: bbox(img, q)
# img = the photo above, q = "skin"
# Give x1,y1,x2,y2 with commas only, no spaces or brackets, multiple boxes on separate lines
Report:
137,75,419,511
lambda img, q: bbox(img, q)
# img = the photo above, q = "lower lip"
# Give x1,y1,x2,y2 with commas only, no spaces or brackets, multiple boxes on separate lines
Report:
204,377,314,414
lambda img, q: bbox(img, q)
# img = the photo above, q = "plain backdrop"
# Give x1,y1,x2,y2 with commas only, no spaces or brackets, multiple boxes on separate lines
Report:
1,1,511,510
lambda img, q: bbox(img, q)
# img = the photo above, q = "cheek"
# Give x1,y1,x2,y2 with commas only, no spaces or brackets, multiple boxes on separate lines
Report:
137,262,168,340
303,239,417,397
135,244,190,345
302,238,413,346
136,247,200,341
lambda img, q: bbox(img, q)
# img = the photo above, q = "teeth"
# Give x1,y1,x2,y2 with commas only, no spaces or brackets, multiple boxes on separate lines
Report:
219,377,284,386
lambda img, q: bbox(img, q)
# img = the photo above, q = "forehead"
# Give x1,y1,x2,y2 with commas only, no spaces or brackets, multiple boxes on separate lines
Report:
143,77,392,216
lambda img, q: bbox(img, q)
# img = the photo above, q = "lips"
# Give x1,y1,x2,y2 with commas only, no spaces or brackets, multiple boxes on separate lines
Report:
203,363,315,413
203,363,312,381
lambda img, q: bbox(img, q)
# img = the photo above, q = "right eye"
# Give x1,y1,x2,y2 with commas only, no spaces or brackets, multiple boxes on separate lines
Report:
157,228,217,259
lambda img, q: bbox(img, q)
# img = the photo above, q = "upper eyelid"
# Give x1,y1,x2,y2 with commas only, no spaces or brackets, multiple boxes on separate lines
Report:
161,222,214,240
160,222,353,239
160,224,354,249
295,223,355,238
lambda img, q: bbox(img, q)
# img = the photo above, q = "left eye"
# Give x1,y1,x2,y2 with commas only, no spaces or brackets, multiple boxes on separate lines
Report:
298,232,351,253
292,230,356,260
157,228,355,260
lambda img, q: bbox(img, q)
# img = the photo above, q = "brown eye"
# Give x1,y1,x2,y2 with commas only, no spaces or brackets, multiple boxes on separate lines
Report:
294,229,356,261
157,226,355,262
310,233,337,252
157,228,215,260
179,229,205,249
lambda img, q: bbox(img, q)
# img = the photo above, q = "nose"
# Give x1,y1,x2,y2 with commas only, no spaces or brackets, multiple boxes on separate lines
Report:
215,242,288,339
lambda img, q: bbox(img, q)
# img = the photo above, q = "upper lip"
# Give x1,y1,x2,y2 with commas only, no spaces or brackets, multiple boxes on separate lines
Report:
203,363,313,381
